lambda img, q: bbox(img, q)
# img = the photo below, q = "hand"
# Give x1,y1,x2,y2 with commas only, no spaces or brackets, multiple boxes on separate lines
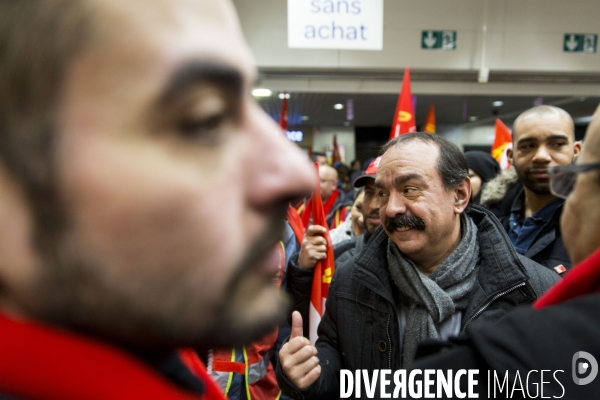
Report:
279,311,321,389
298,225,328,269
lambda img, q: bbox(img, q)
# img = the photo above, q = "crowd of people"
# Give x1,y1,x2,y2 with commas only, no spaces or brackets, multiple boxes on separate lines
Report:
0,1,598,399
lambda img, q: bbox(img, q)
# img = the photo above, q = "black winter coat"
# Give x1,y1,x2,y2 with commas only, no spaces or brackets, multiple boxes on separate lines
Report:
482,170,571,271
277,206,560,400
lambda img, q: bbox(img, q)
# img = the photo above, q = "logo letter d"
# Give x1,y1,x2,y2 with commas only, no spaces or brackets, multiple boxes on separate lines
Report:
572,351,598,385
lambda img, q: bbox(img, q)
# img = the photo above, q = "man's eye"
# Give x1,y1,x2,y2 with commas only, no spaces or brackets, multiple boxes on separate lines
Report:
404,187,417,195
551,141,567,148
178,113,227,143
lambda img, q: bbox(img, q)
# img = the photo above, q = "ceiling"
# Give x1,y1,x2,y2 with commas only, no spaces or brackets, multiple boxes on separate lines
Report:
257,92,600,130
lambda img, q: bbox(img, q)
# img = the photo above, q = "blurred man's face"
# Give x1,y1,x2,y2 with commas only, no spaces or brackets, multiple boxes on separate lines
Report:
350,191,365,236
510,112,580,195
26,0,314,349
362,179,381,233
561,111,600,265
319,166,338,201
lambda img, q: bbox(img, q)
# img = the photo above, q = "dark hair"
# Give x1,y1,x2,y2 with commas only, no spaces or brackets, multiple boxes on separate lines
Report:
0,1,93,260
380,133,469,190
309,152,326,163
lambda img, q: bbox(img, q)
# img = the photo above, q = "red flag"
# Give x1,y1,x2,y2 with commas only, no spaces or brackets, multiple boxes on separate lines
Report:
389,68,417,140
423,104,436,134
279,93,288,132
308,163,335,344
331,135,342,165
491,119,513,170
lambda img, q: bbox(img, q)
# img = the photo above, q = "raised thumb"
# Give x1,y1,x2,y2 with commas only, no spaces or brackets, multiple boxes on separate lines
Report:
290,310,304,339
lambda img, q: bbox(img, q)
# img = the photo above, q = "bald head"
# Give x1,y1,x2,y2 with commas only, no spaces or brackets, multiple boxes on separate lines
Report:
513,105,575,142
319,165,338,201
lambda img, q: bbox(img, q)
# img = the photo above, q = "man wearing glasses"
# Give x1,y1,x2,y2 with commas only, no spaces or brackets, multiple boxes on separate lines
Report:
405,106,600,398
484,106,581,273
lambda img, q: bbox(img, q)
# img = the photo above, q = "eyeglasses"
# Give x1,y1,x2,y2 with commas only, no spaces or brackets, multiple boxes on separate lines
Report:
548,162,600,199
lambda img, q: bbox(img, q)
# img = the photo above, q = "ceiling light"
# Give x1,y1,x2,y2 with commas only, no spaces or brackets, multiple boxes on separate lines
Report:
492,101,504,107
334,103,344,110
278,93,290,99
469,116,478,122
252,88,272,97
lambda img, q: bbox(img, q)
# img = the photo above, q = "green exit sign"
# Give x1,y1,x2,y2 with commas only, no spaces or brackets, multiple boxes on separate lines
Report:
421,30,456,50
563,33,597,53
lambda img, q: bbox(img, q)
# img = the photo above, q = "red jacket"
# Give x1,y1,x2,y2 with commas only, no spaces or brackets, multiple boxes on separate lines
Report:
0,314,225,400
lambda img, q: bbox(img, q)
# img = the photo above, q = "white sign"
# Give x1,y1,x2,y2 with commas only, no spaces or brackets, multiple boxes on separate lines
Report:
288,0,383,50
286,130,304,142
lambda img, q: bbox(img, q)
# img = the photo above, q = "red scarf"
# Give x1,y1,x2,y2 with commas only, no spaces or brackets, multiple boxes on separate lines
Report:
0,314,225,400
534,248,600,309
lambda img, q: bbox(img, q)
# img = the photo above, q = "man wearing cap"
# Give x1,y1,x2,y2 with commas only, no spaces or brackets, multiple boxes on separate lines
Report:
283,157,383,339
276,133,558,400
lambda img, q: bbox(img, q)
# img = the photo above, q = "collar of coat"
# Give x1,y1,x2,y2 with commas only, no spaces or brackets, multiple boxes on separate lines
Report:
0,313,224,400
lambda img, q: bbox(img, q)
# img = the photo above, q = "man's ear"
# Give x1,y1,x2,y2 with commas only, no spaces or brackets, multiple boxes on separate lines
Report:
0,161,39,316
453,177,471,214
573,140,582,157
507,146,513,164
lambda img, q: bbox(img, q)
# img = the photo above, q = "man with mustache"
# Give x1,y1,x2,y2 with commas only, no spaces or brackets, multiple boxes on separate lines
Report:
404,105,600,399
0,0,314,398
481,106,580,272
277,133,558,399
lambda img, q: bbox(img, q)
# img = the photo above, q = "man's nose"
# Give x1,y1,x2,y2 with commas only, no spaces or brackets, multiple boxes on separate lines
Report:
385,192,407,217
532,144,552,164
245,104,315,211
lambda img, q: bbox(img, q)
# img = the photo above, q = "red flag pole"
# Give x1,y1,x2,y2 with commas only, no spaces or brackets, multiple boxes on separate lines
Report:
308,163,335,344
491,119,513,170
389,68,416,140
279,93,288,133
331,135,341,165
423,104,436,134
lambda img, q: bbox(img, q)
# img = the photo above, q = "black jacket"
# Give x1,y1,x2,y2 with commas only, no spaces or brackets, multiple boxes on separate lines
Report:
407,294,600,399
277,206,560,400
284,232,370,339
481,168,571,271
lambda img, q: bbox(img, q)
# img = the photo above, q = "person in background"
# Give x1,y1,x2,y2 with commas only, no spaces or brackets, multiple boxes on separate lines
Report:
349,158,364,185
464,150,501,205
481,106,580,273
335,163,353,197
284,158,383,339
309,152,328,166
0,0,314,398
406,105,600,400
329,189,365,245
297,165,353,230
277,133,558,400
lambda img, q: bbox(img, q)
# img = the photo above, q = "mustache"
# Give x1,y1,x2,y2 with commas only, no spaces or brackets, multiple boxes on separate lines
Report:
525,165,549,174
385,213,426,232
366,210,380,219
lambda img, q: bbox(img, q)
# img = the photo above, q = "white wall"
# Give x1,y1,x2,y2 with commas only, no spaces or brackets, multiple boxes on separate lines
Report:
233,0,600,73
440,124,496,150
312,127,356,163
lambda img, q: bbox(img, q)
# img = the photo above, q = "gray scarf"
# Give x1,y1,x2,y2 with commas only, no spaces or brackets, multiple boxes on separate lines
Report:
386,213,479,366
